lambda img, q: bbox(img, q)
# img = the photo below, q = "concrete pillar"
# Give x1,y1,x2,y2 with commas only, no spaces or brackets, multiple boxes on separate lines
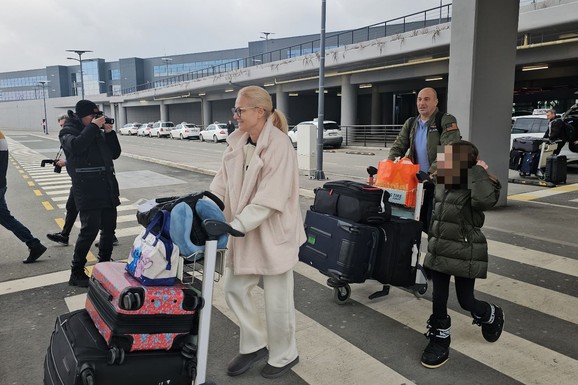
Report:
275,85,288,115
371,87,381,125
202,98,212,128
382,92,394,125
447,0,519,206
119,104,127,127
159,101,168,121
340,75,357,145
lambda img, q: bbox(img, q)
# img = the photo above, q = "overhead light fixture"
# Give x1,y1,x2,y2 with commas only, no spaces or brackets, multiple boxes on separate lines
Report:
559,33,578,39
288,93,299,97
198,92,206,96
359,84,373,89
153,92,191,101
407,56,433,64
315,89,328,93
337,93,342,97
263,82,275,87
522,64,549,71
224,88,234,93
425,76,443,82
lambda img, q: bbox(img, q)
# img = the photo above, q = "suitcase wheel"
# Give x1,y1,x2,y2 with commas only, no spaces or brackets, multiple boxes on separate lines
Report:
107,346,125,365
80,367,95,385
120,290,143,311
333,284,351,305
413,282,428,298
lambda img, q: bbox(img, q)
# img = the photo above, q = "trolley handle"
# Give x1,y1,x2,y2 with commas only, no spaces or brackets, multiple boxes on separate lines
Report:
202,219,244,239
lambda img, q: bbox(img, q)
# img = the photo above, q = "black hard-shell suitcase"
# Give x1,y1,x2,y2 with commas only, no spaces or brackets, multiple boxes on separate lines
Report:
312,180,391,224
299,210,380,283
43,309,196,385
545,155,567,184
512,137,543,152
371,217,423,287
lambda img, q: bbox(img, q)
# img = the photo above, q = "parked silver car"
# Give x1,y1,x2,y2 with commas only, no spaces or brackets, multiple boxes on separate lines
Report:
149,121,175,138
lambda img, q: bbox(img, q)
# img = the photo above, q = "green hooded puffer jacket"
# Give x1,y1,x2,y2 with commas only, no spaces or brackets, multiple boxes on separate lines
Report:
424,165,501,279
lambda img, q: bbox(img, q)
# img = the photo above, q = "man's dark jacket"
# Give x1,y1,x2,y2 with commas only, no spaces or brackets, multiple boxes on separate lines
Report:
59,114,121,211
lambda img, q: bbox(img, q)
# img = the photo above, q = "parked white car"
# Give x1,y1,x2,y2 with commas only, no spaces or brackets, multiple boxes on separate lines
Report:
170,122,201,140
119,123,141,135
137,122,154,137
510,114,578,164
199,123,228,142
149,121,175,138
288,119,343,149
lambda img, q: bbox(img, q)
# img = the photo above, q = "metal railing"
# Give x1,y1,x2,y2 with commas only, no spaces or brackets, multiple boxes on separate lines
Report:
340,125,403,147
121,4,453,95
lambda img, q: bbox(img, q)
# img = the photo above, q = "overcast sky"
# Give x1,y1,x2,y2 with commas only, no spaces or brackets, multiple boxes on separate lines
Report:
0,0,445,73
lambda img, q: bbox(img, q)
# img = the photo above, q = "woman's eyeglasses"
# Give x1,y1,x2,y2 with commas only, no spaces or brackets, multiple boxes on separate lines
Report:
231,107,258,116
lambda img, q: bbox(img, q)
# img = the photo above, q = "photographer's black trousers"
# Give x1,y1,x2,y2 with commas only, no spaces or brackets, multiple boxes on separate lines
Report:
71,207,117,272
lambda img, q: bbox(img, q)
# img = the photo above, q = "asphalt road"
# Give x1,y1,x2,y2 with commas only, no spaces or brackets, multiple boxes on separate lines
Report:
0,131,577,385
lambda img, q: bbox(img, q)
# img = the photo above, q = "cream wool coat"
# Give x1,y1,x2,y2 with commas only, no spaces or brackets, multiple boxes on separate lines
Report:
210,118,306,275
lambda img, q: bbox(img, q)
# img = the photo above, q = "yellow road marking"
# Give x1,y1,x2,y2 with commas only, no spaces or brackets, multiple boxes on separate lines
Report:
33,189,42,196
87,251,97,263
509,182,578,201
22,175,29,179
27,181,35,187
55,218,65,229
42,201,54,210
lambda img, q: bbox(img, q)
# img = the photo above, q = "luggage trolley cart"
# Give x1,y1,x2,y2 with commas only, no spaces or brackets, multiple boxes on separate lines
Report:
299,172,428,305
177,219,243,385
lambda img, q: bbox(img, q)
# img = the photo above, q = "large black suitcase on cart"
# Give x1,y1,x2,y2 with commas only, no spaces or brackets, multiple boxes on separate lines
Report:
512,137,543,152
44,309,196,385
544,154,567,184
299,210,380,283
371,217,423,287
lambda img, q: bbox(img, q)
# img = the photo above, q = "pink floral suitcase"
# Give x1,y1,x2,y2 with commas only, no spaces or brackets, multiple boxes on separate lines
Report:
85,261,201,352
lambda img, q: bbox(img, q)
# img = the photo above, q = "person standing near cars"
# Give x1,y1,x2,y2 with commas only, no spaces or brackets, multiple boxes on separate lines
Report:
544,108,565,155
1,130,48,263
59,100,121,287
226,120,235,136
210,86,305,379
387,87,461,231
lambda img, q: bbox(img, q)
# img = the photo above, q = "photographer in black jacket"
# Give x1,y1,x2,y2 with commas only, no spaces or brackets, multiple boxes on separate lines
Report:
59,100,121,287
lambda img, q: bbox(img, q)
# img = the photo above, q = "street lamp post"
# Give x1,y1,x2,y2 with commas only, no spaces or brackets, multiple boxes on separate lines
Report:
260,32,274,62
66,49,92,99
38,81,49,134
161,57,172,77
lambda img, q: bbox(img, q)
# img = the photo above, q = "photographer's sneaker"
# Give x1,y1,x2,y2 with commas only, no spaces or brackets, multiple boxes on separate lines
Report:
94,236,119,248
23,243,47,264
47,232,69,246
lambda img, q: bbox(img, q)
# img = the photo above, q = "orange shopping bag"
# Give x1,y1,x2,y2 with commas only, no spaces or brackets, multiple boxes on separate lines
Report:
375,157,419,207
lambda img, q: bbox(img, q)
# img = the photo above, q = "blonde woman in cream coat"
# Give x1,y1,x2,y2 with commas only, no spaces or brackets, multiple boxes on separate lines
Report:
210,85,305,379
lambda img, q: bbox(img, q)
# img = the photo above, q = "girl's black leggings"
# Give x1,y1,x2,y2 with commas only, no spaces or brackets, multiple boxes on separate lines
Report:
430,269,489,319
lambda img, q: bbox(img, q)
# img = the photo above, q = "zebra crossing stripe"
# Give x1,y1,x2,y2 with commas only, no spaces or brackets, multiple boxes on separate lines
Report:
210,274,417,385
293,263,578,385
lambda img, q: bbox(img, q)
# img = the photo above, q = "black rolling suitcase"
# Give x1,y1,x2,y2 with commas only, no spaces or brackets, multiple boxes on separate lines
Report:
299,210,380,283
371,217,423,287
512,137,543,152
544,154,567,184
44,309,196,385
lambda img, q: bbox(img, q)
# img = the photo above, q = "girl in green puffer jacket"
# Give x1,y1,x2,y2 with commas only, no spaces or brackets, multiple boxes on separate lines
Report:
420,140,504,369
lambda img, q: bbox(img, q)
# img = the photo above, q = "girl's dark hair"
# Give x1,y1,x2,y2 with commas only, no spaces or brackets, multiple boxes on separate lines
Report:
449,140,479,168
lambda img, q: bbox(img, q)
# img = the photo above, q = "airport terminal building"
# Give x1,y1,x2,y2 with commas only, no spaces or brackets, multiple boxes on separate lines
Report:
1,1,577,133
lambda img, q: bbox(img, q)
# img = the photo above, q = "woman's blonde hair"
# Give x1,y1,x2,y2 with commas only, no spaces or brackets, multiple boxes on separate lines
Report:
237,85,288,134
